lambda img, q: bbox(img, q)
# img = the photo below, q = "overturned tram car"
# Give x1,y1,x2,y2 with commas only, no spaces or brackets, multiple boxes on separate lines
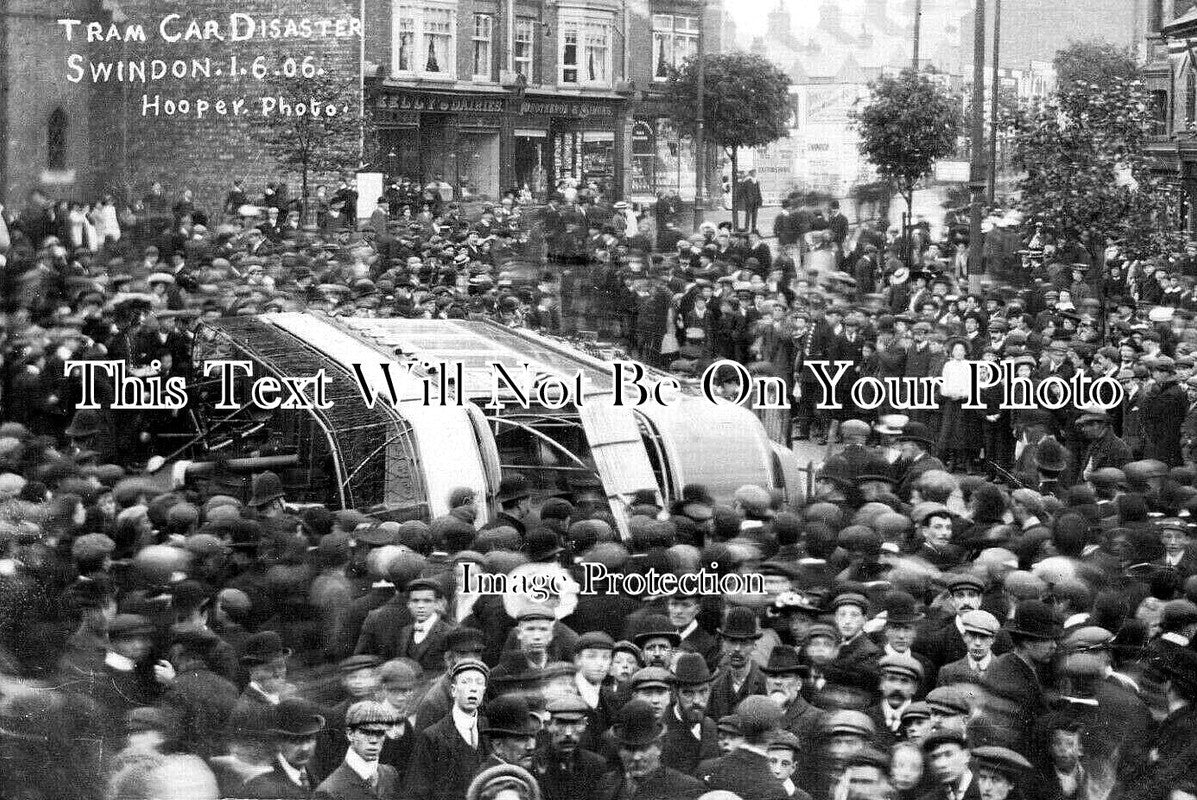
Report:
177,313,805,534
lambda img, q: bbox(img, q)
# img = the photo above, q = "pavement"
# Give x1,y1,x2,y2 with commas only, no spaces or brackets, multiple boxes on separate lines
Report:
695,186,952,240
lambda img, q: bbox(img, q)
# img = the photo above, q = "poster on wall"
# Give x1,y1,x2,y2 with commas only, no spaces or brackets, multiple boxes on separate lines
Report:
653,119,696,200
752,141,798,207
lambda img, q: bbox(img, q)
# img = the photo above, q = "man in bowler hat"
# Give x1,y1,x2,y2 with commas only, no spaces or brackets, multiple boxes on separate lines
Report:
708,607,769,720
239,698,326,798
596,699,705,800
661,652,721,773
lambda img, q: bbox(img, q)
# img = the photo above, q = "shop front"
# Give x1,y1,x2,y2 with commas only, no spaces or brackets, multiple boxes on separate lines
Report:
371,87,628,203
516,95,625,201
374,88,506,203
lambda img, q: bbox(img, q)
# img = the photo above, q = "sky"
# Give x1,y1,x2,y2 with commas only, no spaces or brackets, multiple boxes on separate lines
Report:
723,0,1139,63
726,0,826,44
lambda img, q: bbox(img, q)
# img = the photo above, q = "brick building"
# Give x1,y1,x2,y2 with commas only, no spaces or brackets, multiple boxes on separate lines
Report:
0,0,97,205
0,0,723,213
1147,0,1197,233
365,0,723,203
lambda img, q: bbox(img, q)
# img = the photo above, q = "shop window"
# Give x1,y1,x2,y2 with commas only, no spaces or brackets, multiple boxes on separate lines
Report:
392,0,457,79
472,13,493,80
514,18,536,80
651,14,698,81
559,13,612,87
47,108,68,171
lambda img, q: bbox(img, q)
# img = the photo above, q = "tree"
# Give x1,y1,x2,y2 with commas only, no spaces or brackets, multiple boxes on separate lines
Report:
851,69,962,216
246,54,367,218
1008,73,1183,260
1054,40,1140,90
668,52,791,227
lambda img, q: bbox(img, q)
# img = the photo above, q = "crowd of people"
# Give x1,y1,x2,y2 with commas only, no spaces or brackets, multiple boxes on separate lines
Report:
0,179,1195,800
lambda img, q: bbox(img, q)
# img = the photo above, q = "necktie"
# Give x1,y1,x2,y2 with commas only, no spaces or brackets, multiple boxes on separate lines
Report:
299,770,310,790
368,772,379,792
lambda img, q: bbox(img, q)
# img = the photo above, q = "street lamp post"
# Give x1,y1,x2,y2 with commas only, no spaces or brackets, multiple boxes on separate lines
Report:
967,0,987,293
912,0,922,71
987,0,1002,204
693,0,706,231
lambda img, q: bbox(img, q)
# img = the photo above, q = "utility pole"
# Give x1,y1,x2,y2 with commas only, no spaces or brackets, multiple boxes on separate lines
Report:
987,0,1002,204
912,0,922,71
967,0,987,293
693,0,706,231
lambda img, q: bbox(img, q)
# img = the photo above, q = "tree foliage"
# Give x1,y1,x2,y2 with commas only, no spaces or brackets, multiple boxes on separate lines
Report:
1053,40,1141,91
851,69,962,211
1008,75,1183,260
668,52,791,223
246,54,367,213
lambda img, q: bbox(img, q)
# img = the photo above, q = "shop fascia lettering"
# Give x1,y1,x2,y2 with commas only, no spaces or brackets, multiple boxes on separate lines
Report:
382,93,504,113
519,100,613,118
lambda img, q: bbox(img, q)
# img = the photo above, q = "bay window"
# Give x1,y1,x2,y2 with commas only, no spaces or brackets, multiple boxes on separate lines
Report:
391,1,458,79
559,12,613,87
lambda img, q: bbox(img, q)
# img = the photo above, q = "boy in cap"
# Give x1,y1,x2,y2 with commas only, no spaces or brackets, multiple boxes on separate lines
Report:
315,700,402,799
766,731,803,798
377,659,421,781
937,610,1001,686
412,626,486,730
970,746,1030,800
403,659,489,800
572,631,617,735
921,730,979,800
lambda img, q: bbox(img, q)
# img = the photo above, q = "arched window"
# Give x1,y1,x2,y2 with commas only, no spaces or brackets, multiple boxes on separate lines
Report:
47,108,68,171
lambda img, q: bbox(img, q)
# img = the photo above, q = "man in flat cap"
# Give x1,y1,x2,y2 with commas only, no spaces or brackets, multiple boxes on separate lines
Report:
404,659,489,800
314,700,401,799
920,730,979,800
969,746,1030,800
916,574,1012,672
937,610,1001,686
871,653,924,746
697,696,795,800
376,659,421,782
536,695,607,800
